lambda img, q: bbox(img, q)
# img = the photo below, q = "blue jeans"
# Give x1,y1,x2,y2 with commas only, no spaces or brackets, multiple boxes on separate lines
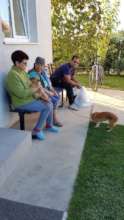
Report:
50,95,60,109
16,100,53,130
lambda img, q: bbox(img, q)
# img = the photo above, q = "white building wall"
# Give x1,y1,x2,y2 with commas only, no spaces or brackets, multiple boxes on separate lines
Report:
0,0,52,127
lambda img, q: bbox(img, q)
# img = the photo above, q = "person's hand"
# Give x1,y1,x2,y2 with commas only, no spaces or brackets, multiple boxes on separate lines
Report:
43,96,49,102
48,91,55,96
37,83,44,92
53,90,58,96
76,84,82,89
40,92,49,102
41,91,50,102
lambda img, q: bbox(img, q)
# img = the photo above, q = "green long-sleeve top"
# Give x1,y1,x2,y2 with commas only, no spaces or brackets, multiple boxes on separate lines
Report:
5,65,35,108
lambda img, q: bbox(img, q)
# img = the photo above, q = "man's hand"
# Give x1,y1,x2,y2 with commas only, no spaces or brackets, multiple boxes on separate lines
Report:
64,75,82,89
76,84,82,89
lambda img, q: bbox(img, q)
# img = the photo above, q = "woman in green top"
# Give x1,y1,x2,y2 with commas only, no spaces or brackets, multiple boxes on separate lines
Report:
6,50,59,140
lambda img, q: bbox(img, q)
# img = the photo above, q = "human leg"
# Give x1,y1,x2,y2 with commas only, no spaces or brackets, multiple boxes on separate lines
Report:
16,100,53,139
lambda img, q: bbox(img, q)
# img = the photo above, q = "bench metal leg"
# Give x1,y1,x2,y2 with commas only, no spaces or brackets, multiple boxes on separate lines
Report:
19,113,25,130
61,90,64,107
59,90,64,108
66,91,68,102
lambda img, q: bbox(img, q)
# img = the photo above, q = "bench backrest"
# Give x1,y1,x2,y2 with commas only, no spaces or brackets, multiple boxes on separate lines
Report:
47,64,56,76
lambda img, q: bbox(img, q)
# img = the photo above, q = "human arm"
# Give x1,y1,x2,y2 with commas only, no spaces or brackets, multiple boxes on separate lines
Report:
43,88,54,96
71,74,81,84
63,74,81,88
39,86,49,102
6,72,35,98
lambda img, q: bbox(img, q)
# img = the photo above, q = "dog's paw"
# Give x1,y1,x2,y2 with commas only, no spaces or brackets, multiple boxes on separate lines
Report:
95,124,100,128
107,129,112,132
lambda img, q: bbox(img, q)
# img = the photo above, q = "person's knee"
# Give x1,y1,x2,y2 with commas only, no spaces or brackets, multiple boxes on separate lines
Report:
45,101,53,112
38,101,50,113
38,101,53,114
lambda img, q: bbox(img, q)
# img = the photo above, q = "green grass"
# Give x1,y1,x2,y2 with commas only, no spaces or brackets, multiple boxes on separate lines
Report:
76,74,124,90
67,123,124,220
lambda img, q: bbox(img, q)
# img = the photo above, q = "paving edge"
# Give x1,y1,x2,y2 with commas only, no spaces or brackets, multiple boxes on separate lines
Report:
62,212,68,220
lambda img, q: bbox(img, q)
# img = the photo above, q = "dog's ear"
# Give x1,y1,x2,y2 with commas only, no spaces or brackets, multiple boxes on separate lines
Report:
92,112,98,120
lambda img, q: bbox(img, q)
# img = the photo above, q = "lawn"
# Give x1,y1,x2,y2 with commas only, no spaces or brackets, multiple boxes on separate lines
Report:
67,123,124,220
76,74,124,90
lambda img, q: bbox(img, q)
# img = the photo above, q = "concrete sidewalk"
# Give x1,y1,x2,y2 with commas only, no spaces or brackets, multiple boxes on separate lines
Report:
0,106,91,218
0,88,123,219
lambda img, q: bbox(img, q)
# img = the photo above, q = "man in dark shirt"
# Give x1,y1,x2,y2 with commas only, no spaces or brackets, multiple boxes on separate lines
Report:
50,55,81,109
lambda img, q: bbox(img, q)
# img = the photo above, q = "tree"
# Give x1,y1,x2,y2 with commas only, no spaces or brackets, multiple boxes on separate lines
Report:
104,31,124,74
52,0,120,67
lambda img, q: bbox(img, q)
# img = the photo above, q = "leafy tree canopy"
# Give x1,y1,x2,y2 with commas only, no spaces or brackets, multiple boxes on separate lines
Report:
52,0,120,67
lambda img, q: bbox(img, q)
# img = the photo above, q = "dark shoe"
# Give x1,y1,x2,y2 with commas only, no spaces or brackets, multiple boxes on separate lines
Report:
32,131,45,140
54,121,63,127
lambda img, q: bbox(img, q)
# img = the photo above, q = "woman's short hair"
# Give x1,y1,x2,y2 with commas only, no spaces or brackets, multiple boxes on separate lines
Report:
11,50,29,65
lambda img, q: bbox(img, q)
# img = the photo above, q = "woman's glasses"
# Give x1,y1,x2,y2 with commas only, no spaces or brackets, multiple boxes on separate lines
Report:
21,61,28,66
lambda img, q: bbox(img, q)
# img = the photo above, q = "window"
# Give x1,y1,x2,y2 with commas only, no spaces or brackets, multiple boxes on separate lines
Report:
0,0,29,41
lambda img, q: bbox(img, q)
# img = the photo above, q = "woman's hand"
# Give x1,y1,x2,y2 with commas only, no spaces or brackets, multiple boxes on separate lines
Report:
48,91,55,96
42,94,49,102
53,90,58,96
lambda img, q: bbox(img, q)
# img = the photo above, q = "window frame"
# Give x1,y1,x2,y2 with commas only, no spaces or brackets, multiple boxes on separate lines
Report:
5,0,29,42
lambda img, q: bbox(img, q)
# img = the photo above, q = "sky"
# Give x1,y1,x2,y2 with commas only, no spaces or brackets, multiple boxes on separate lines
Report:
119,0,124,30
0,0,9,22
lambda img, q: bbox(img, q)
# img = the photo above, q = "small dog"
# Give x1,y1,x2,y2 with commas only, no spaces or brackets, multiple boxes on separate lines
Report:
30,78,49,102
91,112,118,131
30,78,41,89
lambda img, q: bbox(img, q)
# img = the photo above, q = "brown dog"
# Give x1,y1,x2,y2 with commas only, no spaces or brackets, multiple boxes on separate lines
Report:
91,112,118,131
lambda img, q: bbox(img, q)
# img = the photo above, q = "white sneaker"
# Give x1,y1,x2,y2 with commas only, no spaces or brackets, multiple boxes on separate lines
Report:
81,102,92,107
69,103,79,111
